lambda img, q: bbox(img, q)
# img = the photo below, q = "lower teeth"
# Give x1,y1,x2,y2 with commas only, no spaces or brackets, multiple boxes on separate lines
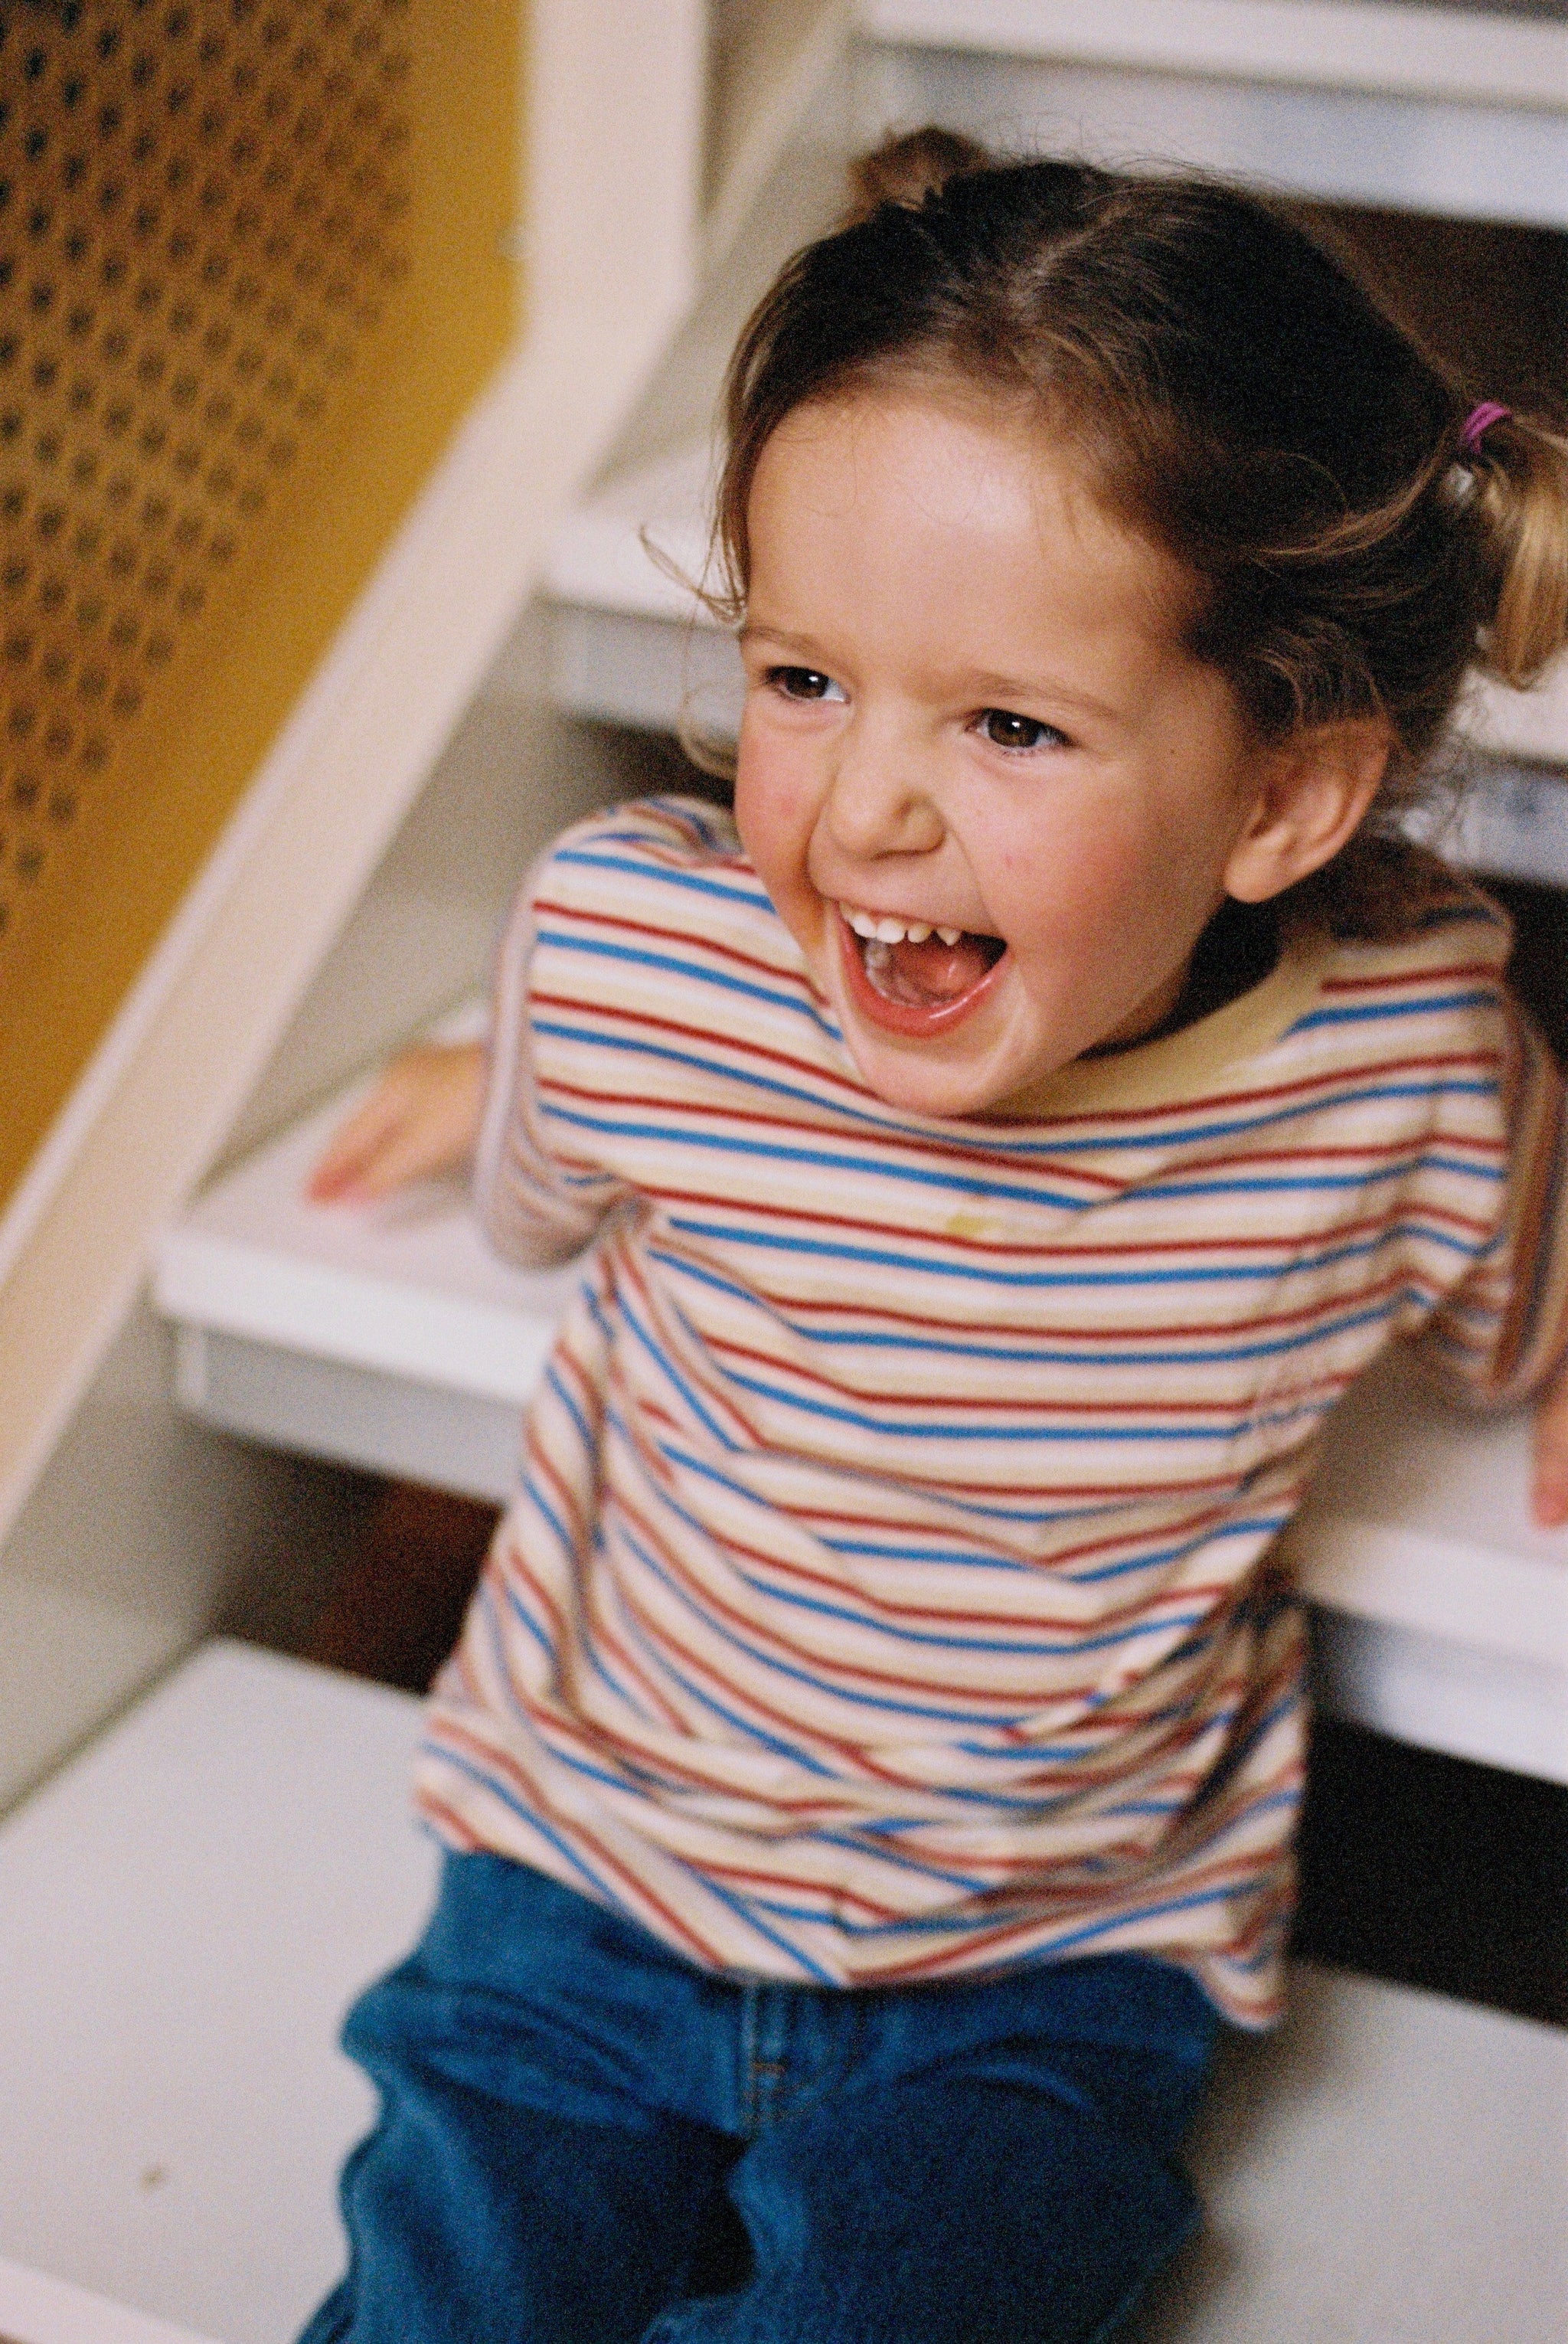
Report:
864,937,951,1009
864,940,897,997
861,930,1002,1009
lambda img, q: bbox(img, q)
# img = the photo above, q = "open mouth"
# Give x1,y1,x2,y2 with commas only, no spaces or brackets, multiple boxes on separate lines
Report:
837,902,1007,1034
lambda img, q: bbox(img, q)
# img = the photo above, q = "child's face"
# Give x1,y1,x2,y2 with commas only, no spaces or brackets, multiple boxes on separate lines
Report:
733,390,1273,1119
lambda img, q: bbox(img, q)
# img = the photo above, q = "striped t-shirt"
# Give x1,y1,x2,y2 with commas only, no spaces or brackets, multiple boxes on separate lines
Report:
416,797,1567,2024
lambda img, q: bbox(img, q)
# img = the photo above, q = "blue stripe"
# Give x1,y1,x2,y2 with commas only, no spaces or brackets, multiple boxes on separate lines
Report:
648,1241,1400,1368
1291,988,1496,1029
534,1015,1099,1178
478,1572,553,1676
1066,1513,1289,1583
542,1359,593,1452
610,1505,1051,1735
651,1437,1057,1564
541,1098,1089,1210
810,1826,991,1894
730,1862,1289,1950
534,1013,1500,1156
600,1514,842,1779
732,1558,1210,1656
711,1356,1326,1443
1190,1684,1302,1801
537,927,835,1030
554,847,776,914
1129,1161,1502,1201
494,1564,825,1813
697,1868,840,1983
812,1534,1054,1573
616,1455,1106,1652
419,1738,617,1905
1010,1073,1510,1155
656,1434,1193,1532
665,1215,1484,1284
640,797,734,848
512,1480,579,1593
615,1283,743,1455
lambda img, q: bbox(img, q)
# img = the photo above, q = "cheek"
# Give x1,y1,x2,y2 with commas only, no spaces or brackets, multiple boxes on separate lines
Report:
734,719,818,899
989,802,1209,988
988,801,1158,944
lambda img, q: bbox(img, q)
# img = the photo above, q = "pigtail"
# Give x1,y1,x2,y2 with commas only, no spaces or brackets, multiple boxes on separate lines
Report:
842,128,992,227
1462,411,1568,689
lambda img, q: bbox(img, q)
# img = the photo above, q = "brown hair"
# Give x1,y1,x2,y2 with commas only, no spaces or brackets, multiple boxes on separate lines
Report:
714,130,1568,936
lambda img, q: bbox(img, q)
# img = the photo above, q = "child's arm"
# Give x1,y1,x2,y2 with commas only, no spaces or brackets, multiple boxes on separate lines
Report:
1532,1357,1568,1528
307,1041,486,1205
1410,976,1568,1529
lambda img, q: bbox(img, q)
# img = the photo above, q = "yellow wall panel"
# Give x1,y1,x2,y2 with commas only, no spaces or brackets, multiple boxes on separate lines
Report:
0,0,518,1210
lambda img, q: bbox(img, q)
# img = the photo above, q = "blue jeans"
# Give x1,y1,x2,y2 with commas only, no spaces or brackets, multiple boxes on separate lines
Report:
300,1852,1217,2344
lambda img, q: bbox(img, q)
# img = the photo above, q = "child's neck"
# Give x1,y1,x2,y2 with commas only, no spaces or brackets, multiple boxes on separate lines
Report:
1084,898,1280,1059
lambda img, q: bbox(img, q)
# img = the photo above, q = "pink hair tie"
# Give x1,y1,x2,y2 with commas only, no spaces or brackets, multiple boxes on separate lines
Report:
1460,401,1511,455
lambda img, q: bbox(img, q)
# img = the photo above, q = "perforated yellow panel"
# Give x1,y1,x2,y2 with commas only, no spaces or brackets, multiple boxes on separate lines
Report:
0,0,517,1208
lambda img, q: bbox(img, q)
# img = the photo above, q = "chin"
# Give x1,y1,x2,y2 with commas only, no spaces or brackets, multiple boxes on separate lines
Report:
839,1027,1027,1121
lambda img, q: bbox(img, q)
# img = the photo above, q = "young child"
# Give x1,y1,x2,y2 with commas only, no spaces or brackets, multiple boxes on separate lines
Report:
302,134,1568,2344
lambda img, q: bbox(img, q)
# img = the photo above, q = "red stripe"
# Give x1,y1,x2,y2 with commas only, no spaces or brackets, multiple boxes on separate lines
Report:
533,1073,1125,1191
534,897,816,1001
608,1472,1243,1720
699,1328,1356,1419
622,1464,1244,1636
615,1178,1501,1262
1320,957,1502,995
865,1752,1303,1983
428,1712,727,1967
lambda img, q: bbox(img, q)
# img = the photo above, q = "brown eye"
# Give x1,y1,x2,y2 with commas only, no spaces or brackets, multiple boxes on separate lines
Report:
770,665,842,702
979,708,1063,750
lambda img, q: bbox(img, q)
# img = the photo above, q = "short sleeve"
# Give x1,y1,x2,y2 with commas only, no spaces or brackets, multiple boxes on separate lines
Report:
472,822,633,1269
1414,991,1568,1409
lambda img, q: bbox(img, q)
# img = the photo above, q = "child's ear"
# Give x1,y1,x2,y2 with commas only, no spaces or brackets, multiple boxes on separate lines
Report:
1224,717,1393,904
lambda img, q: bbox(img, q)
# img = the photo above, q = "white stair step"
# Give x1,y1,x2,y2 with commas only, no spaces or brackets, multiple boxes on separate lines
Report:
154,1061,1568,1785
154,1028,574,1508
0,1644,438,2344
0,1643,1561,2343
0,2259,220,2344
865,0,1568,115
1132,1960,1568,2343
855,0,1568,229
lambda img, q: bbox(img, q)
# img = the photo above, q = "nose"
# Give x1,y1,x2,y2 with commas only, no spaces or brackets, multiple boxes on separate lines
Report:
823,725,945,862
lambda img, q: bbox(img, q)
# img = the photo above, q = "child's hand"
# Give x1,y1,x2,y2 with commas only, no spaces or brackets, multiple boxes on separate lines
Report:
1531,1355,1568,1528
307,1040,486,1205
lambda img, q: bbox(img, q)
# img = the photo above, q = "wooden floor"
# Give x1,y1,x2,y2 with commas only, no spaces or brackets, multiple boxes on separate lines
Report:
227,1470,1568,2032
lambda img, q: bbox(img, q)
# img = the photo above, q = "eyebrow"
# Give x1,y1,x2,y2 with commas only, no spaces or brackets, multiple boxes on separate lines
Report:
965,669,1124,725
737,623,829,658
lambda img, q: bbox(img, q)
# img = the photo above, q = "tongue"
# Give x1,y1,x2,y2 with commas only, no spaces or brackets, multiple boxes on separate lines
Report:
864,931,998,1007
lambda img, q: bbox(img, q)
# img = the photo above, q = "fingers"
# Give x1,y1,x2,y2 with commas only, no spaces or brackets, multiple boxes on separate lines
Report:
307,1088,407,1202
306,1042,486,1205
312,1115,443,1204
1530,1360,1568,1528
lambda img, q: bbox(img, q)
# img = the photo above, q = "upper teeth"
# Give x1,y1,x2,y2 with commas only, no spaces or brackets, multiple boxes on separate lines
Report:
841,904,962,946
